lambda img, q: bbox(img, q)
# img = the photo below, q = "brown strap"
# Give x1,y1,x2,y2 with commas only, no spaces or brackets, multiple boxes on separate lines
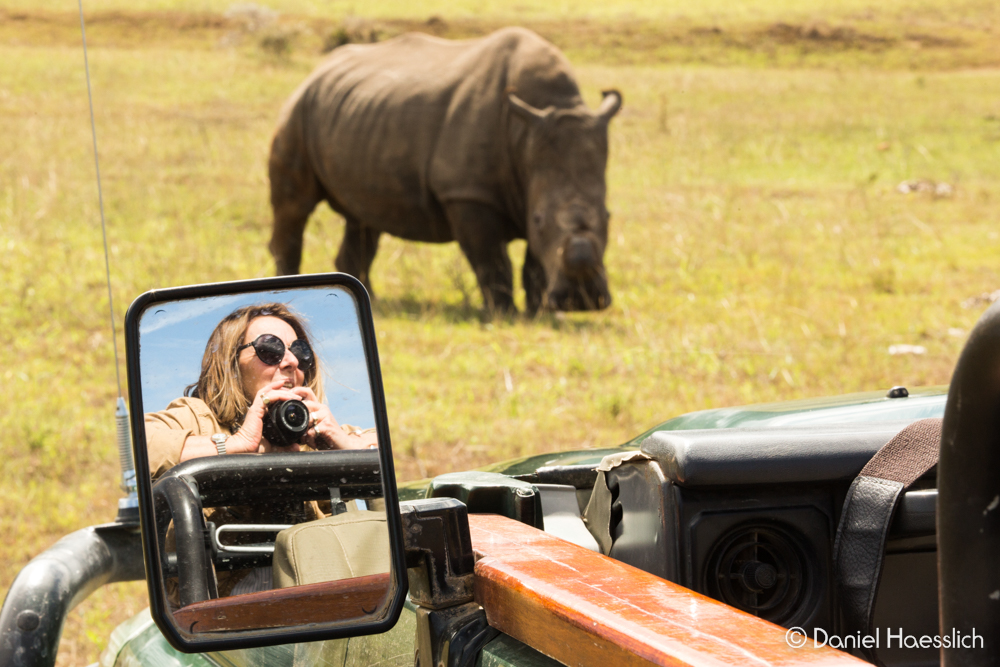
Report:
833,417,942,666
859,417,942,485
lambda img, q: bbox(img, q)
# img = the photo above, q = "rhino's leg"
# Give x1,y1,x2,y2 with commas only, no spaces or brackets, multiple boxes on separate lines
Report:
445,201,515,316
522,248,547,318
336,218,382,296
268,147,323,276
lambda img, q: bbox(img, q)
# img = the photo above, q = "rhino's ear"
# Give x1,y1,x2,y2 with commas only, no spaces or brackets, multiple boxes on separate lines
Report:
508,93,553,125
597,89,622,123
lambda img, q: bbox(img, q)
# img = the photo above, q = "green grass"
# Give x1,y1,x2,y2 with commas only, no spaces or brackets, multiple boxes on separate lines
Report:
2,1,999,664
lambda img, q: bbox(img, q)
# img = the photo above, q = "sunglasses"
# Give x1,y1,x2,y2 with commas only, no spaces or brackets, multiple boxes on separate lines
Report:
237,334,315,372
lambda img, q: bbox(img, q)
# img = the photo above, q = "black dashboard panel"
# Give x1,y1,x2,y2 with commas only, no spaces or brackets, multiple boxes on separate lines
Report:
688,498,833,629
600,423,938,667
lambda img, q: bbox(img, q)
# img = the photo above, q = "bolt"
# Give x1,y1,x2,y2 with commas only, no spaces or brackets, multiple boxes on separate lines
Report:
17,610,40,632
887,386,909,399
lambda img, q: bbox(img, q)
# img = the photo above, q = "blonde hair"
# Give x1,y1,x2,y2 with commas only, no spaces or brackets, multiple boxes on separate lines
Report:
185,303,324,432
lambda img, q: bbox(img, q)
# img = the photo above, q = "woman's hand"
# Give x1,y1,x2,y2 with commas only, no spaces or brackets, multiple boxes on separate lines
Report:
292,386,377,451
228,379,306,454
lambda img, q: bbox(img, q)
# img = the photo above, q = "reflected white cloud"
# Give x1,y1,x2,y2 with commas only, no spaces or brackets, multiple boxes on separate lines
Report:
140,294,247,335
138,286,376,429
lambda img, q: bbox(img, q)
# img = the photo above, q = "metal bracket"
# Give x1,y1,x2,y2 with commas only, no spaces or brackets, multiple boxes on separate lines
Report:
400,498,476,610
212,524,292,554
426,471,542,529
401,498,499,667
415,602,500,667
329,486,347,515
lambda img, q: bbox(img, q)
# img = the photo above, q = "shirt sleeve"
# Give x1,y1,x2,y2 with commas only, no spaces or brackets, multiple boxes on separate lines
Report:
145,398,218,480
342,424,377,436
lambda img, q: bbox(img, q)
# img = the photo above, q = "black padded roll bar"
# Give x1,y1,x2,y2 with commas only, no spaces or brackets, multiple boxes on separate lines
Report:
155,449,382,505
0,522,144,667
939,301,1000,665
153,476,216,607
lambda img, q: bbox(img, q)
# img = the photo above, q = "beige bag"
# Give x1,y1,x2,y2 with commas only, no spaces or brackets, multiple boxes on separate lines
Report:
272,508,391,588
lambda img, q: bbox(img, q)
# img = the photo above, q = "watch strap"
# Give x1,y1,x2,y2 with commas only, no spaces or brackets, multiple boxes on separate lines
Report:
211,433,228,456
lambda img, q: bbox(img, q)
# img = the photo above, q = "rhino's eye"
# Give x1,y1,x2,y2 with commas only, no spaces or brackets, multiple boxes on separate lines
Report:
533,213,544,226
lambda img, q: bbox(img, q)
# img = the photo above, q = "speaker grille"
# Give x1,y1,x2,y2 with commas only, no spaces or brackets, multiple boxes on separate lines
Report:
704,523,813,625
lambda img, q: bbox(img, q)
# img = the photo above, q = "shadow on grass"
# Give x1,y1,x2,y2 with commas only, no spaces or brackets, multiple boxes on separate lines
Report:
373,295,485,323
536,311,623,334
374,294,622,332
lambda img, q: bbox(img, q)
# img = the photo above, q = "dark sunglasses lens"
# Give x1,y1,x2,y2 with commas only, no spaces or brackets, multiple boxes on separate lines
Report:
289,340,314,371
253,334,286,366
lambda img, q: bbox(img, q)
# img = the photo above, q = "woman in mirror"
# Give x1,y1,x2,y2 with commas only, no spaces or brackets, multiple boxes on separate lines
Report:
145,302,377,481
144,303,381,600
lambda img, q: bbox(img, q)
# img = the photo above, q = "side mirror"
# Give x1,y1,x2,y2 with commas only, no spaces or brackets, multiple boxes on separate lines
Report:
124,273,407,652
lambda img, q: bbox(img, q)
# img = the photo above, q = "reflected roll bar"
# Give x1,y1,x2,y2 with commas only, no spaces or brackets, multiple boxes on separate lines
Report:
154,476,216,607
152,450,383,607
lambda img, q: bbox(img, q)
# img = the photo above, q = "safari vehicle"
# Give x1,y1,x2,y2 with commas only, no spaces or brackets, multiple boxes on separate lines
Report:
2,273,998,667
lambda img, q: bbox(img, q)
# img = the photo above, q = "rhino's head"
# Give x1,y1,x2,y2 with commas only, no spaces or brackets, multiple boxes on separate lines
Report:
509,90,621,312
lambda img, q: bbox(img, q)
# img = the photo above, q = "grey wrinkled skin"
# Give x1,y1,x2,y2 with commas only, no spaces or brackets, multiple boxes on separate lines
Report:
268,27,621,316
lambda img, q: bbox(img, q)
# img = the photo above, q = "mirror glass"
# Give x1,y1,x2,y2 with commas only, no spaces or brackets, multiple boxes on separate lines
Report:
134,283,394,640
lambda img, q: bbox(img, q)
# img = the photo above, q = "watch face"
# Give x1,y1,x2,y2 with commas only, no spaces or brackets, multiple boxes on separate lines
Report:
212,434,227,444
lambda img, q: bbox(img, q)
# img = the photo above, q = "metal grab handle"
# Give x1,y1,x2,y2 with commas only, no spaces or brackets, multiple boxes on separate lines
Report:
213,524,293,554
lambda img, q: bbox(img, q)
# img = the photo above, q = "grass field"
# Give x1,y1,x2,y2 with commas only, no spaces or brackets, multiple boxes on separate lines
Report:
1,0,998,663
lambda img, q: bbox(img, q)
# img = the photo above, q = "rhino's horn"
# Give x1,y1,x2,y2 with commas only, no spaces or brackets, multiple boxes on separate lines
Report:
597,90,622,122
508,93,553,124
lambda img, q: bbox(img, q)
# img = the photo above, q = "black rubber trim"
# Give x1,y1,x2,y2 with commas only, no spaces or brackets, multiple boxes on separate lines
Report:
640,421,915,486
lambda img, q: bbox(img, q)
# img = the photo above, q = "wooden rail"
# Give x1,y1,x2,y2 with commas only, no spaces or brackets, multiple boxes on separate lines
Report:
172,571,390,633
469,514,864,667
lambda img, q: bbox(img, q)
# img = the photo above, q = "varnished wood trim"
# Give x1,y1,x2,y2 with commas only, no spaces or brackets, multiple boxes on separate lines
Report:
173,572,390,633
469,514,863,667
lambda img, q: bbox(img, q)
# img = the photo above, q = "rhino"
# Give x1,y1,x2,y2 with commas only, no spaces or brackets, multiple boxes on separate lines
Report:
268,27,621,315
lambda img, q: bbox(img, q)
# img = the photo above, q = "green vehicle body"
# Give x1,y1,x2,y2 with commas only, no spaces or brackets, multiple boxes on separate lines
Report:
99,386,947,667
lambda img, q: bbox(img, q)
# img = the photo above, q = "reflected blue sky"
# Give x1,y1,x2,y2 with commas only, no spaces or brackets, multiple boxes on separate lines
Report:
138,286,376,429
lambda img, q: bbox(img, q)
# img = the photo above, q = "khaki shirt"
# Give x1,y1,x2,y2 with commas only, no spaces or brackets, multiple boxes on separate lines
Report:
145,396,226,481
145,396,375,480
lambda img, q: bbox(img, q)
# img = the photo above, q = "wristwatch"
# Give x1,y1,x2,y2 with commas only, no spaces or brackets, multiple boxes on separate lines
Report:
211,433,228,456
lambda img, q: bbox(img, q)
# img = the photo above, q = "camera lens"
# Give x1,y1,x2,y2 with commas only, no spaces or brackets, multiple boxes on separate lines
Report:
262,398,310,447
281,401,308,430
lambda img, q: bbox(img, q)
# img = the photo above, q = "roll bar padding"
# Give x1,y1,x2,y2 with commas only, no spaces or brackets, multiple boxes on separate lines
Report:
939,301,1000,664
0,523,143,667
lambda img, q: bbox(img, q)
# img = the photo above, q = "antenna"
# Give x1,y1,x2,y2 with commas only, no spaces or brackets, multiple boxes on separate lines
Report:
78,0,138,524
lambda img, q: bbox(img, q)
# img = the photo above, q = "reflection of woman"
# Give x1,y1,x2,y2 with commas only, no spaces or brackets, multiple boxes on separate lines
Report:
146,302,377,481
145,303,379,601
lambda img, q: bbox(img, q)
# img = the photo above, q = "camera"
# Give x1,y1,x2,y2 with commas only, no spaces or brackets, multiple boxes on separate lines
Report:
262,398,310,448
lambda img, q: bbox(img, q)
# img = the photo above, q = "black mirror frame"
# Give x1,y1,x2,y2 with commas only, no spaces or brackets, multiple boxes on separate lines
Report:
124,272,408,652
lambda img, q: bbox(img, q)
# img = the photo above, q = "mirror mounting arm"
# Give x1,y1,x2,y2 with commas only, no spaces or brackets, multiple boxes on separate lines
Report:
401,498,475,609
401,498,499,667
